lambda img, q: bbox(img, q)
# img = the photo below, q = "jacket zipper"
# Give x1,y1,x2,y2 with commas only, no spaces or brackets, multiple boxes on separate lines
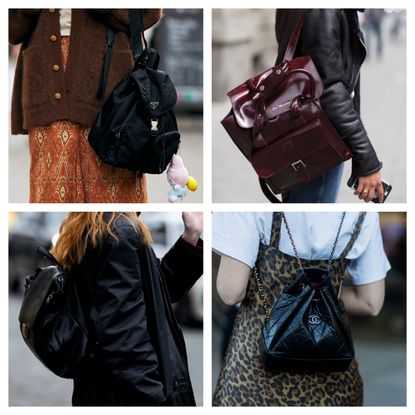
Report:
115,131,121,146
351,29,367,91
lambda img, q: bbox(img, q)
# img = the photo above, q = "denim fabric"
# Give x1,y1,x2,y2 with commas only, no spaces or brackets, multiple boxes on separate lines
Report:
287,163,344,203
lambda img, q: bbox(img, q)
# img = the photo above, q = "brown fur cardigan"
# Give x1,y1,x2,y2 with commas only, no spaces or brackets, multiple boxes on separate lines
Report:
9,9,162,134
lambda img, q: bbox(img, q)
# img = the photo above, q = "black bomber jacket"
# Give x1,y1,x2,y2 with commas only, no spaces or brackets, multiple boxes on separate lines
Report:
275,9,382,178
71,216,203,406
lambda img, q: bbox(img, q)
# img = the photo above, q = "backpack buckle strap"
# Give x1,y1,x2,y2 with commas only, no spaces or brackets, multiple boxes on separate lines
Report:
281,141,311,182
291,159,305,172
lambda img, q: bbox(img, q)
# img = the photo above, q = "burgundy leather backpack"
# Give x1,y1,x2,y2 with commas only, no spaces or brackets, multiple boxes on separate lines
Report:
221,11,352,202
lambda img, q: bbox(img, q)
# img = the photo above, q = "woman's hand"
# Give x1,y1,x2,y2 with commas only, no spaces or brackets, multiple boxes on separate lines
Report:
181,212,203,246
355,171,384,203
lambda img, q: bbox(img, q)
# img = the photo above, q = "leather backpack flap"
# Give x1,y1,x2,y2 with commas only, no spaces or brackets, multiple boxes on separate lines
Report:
226,56,324,131
250,117,350,180
18,266,62,331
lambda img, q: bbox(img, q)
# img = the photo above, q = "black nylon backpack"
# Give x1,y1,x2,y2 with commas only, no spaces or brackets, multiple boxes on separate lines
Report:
18,247,93,378
88,10,180,173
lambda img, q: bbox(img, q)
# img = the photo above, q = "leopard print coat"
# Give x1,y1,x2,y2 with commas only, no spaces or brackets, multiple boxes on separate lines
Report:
213,212,366,406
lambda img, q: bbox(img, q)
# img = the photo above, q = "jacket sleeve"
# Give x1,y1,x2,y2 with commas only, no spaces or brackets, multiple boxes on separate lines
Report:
160,237,203,303
94,224,165,405
89,9,162,32
9,9,41,45
300,9,382,177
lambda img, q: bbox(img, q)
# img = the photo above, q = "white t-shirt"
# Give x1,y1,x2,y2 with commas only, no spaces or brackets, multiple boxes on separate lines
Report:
59,9,72,36
213,212,390,286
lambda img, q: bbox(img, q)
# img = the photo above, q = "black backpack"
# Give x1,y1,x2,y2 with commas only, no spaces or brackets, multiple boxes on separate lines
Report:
18,247,92,378
88,10,180,174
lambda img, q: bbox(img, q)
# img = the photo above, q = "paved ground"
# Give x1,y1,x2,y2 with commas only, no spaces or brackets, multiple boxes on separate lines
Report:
8,115,203,203
212,16,406,203
9,295,203,406
212,323,406,406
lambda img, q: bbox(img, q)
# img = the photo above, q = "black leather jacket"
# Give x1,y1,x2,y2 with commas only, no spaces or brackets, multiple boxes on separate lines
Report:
276,9,382,178
71,216,203,406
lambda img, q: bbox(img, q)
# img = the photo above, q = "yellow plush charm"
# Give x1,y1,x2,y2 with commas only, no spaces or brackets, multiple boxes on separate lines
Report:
166,154,198,202
186,176,198,192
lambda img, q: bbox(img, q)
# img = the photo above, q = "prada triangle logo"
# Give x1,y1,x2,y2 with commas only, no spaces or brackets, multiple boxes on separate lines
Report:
150,101,160,110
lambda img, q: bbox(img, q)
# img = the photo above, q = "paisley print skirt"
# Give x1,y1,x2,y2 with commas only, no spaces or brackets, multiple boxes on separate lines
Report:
28,37,147,203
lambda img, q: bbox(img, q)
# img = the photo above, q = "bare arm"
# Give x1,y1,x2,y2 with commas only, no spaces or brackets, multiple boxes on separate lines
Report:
340,278,385,317
216,255,251,306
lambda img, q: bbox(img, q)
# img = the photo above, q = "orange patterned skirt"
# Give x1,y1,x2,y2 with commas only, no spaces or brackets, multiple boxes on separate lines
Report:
28,37,147,203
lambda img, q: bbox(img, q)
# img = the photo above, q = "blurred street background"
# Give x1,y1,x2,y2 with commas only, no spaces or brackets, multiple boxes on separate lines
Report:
9,9,203,203
212,212,406,406
212,9,406,203
9,212,203,406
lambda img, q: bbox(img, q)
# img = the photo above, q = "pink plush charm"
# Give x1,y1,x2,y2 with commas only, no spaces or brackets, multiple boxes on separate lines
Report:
166,154,198,202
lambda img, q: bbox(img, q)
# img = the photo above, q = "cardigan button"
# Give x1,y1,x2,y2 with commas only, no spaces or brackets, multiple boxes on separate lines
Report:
54,92,62,100
50,34,58,42
49,8,56,13
52,64,60,72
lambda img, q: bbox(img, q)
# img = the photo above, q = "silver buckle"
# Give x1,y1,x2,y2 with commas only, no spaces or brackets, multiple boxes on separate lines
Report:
291,160,305,172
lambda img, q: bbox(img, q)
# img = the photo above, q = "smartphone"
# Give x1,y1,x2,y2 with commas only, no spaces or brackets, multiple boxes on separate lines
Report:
347,177,392,203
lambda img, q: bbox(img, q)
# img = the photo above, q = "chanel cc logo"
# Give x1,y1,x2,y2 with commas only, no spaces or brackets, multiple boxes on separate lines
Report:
308,314,321,325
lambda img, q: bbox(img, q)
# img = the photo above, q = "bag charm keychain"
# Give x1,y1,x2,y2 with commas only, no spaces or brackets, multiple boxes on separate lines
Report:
166,154,198,202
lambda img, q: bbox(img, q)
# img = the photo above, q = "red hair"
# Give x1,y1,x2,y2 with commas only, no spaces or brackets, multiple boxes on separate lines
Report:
51,212,151,269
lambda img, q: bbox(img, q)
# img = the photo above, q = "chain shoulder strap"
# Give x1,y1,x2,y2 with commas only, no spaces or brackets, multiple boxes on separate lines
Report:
326,212,346,270
281,213,303,271
253,266,270,321
282,212,346,271
254,212,347,317
336,212,366,299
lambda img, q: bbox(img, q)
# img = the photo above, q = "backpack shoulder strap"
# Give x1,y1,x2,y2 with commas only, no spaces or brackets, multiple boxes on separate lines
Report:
270,212,366,258
97,28,116,99
283,10,306,61
128,9,146,59
259,178,288,203
97,10,146,99
37,246,61,267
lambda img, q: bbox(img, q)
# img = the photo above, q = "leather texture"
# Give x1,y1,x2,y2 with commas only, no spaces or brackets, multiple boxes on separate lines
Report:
71,216,203,406
261,267,354,372
275,9,382,178
88,10,180,174
19,250,92,379
221,10,353,196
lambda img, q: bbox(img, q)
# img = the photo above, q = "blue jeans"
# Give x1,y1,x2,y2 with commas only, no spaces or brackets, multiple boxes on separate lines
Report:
287,163,344,203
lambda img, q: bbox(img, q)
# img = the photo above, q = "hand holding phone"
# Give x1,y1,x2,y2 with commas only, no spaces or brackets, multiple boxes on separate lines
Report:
347,177,392,203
